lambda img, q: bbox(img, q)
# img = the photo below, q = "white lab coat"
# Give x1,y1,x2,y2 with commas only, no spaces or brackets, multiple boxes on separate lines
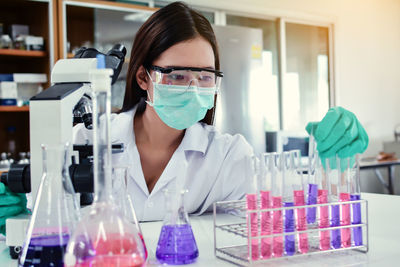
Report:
73,104,254,221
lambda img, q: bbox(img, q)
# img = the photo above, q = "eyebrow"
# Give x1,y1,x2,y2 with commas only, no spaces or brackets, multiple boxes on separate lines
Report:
165,65,215,69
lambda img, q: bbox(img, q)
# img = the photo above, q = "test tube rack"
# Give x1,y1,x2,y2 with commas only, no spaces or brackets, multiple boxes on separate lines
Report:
213,198,368,266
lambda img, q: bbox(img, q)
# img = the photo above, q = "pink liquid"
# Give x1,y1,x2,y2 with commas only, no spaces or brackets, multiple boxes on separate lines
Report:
294,190,308,254
246,194,259,260
318,189,330,250
75,234,145,267
340,192,351,247
75,255,145,267
260,191,272,259
272,196,283,258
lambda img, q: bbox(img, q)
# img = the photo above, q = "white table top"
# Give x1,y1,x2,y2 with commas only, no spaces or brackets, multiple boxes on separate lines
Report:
1,192,399,266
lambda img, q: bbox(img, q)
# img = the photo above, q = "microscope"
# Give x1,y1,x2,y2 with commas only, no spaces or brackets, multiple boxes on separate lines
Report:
0,44,127,258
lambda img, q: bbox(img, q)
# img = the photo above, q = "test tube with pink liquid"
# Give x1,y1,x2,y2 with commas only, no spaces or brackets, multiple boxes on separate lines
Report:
271,153,284,258
315,153,330,250
245,155,259,260
339,157,354,248
259,153,273,259
291,150,308,254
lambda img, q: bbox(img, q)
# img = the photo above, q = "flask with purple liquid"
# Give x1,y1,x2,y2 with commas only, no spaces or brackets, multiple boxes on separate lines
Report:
18,144,80,267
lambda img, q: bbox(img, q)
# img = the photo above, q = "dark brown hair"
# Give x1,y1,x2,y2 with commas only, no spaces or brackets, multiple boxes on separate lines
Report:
120,1,220,125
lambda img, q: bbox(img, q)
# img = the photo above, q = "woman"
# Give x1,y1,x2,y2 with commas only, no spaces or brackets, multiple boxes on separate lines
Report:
73,2,368,221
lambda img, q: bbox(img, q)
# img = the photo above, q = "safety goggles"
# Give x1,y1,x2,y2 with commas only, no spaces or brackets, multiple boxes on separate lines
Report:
148,65,223,90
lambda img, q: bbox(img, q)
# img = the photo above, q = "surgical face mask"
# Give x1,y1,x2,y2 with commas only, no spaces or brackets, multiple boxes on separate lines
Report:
146,72,216,130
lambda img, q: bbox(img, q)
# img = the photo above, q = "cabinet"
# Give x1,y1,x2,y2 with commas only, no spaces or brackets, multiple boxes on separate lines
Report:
0,0,157,158
0,0,56,154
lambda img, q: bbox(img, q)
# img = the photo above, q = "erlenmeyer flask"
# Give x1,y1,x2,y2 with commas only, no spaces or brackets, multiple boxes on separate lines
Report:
156,189,199,265
64,55,146,267
18,143,79,267
112,166,148,260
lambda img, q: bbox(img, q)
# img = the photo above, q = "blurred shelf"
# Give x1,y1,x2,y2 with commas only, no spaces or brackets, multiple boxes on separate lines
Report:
0,106,29,112
67,53,75,58
0,49,47,58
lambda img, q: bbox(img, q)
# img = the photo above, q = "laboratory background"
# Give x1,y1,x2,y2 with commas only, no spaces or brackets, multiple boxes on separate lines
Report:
0,0,399,266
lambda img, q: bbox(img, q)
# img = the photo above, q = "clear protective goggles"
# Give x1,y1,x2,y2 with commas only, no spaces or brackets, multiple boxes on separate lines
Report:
148,65,223,92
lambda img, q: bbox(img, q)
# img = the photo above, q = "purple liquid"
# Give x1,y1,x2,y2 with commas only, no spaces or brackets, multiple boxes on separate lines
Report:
331,205,341,249
307,184,318,224
284,202,295,256
156,224,199,265
19,234,69,267
351,194,363,246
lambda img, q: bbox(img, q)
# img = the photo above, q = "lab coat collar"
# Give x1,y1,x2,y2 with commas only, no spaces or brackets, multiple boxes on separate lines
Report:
117,105,209,155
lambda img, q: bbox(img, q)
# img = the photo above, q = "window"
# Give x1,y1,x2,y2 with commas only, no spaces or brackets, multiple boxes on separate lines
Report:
226,15,280,131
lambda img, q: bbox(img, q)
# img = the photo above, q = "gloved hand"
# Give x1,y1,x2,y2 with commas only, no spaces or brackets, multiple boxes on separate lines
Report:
0,182,29,235
306,106,369,159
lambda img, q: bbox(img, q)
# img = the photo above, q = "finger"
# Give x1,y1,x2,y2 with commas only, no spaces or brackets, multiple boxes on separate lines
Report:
317,111,354,152
357,120,369,152
0,205,23,216
318,119,358,157
306,122,319,135
337,139,365,158
315,107,343,141
0,195,21,206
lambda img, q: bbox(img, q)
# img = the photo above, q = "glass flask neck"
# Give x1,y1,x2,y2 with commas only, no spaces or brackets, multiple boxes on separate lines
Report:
92,90,113,203
164,189,189,225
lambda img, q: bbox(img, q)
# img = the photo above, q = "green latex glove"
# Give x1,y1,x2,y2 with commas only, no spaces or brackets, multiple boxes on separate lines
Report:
0,182,29,235
306,106,369,161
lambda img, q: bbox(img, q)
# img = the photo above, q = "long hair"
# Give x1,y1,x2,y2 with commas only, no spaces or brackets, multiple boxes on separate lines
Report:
120,1,220,125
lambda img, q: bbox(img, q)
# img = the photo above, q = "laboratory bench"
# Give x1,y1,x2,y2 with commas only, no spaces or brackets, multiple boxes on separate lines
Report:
1,192,399,266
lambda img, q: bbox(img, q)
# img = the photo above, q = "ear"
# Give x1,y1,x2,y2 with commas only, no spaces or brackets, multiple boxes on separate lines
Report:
136,65,150,90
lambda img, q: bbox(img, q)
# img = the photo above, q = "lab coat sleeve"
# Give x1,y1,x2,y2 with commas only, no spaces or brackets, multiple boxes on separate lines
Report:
193,134,254,215
72,123,93,144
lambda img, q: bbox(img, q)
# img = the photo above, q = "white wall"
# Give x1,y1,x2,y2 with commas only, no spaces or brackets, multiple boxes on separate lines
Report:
179,0,400,193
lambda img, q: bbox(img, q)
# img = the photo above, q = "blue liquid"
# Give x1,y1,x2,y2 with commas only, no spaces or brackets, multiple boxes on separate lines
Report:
19,234,69,267
307,184,318,223
156,224,199,265
331,205,341,249
284,202,295,256
351,194,363,246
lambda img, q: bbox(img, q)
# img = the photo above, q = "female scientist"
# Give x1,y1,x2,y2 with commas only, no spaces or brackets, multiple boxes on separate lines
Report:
0,1,369,229
72,2,368,220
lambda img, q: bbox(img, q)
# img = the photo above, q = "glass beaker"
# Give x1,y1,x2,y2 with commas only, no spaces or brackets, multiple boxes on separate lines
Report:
18,143,79,267
64,55,146,267
156,189,199,265
112,166,148,260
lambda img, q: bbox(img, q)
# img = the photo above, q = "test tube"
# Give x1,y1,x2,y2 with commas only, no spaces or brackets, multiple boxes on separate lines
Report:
315,154,330,250
291,150,308,254
259,153,272,259
307,135,318,224
339,157,352,248
271,153,283,257
282,151,295,256
246,155,259,260
350,155,363,246
328,156,341,249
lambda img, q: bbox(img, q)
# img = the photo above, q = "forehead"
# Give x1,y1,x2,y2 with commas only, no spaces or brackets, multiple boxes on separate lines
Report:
153,36,215,69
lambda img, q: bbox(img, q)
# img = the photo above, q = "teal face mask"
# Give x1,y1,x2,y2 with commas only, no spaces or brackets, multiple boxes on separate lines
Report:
146,83,216,130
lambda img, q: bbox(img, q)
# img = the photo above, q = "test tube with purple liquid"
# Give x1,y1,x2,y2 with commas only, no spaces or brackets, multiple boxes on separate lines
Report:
328,157,341,249
307,135,318,224
350,155,363,246
282,152,295,256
